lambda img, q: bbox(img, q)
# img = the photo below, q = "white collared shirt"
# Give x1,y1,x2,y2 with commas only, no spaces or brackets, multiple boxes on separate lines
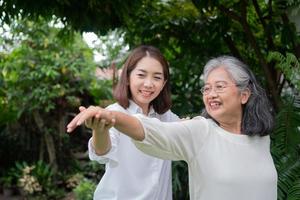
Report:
88,101,179,200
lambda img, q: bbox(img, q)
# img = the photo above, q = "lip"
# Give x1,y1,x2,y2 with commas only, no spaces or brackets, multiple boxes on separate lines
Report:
139,90,154,97
207,100,222,110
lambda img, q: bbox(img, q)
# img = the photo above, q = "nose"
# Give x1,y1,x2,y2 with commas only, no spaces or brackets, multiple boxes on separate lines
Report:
206,87,218,97
144,78,154,88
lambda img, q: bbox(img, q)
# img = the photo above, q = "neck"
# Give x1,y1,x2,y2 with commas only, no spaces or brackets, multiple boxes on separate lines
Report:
139,103,149,115
142,107,149,115
218,117,242,134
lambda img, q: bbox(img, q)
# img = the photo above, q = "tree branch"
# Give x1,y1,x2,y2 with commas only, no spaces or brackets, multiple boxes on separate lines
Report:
218,1,281,110
281,13,300,58
222,34,242,60
252,0,275,50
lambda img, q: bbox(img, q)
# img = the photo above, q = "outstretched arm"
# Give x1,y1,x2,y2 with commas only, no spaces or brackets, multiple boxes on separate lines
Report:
66,106,145,141
78,106,112,155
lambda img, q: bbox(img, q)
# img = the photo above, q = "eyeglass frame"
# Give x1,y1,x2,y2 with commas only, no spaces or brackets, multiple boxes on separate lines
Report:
200,81,239,95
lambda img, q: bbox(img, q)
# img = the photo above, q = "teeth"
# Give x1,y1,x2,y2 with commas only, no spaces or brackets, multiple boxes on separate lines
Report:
210,102,220,108
141,90,152,97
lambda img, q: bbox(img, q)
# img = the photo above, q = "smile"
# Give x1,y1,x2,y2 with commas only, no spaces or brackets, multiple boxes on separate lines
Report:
140,90,154,97
209,101,221,109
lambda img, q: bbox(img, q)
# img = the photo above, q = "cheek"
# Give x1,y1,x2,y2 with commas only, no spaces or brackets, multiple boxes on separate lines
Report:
129,81,138,92
155,81,165,90
203,96,208,106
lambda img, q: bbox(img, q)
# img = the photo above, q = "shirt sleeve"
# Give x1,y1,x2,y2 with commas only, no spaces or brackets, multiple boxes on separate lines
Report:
88,127,120,168
87,104,124,168
132,114,210,162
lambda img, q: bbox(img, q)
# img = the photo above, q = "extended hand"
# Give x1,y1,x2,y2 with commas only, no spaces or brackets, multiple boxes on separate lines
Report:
66,106,115,133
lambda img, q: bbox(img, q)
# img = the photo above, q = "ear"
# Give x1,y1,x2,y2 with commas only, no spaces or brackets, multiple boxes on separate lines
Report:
240,88,251,104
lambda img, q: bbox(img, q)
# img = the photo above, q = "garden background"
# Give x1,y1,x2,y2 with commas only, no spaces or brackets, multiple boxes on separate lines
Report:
0,0,300,199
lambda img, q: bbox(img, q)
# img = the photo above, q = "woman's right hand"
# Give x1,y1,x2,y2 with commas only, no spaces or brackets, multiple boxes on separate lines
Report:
85,113,115,134
66,105,115,133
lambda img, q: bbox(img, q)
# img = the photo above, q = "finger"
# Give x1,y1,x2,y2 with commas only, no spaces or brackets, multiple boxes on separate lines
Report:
67,106,99,132
99,119,106,129
106,117,115,129
85,118,93,128
67,106,94,131
67,111,85,132
95,109,103,118
76,107,99,126
79,106,86,112
99,110,110,121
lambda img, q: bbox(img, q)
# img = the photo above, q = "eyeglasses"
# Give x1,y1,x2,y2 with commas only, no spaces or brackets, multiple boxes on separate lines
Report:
200,82,238,95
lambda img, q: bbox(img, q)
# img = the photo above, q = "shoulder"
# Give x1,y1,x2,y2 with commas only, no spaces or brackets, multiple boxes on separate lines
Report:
158,109,180,122
106,103,127,113
180,116,213,134
191,116,216,127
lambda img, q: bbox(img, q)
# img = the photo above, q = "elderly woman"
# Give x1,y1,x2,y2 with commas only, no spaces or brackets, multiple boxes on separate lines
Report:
67,56,277,200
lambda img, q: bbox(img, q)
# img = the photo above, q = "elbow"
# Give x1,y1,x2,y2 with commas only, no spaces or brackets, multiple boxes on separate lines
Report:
133,134,145,141
132,127,145,141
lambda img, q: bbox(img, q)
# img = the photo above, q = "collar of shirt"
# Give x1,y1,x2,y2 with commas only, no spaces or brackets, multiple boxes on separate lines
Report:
128,100,156,117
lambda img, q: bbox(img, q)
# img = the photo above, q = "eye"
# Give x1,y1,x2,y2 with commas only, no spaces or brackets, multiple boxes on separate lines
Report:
215,84,224,89
203,86,211,92
137,73,145,77
214,84,224,92
154,76,162,80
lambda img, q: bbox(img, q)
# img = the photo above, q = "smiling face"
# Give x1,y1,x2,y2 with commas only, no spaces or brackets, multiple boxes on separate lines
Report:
203,67,250,125
129,56,166,114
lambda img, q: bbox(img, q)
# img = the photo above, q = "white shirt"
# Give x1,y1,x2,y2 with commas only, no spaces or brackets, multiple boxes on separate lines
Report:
88,101,179,200
133,115,278,200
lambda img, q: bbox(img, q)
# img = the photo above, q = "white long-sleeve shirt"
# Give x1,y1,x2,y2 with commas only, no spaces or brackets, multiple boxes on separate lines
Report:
88,101,179,200
133,115,278,200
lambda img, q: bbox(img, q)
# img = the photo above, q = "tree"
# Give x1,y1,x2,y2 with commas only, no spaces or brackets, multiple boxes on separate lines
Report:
121,0,300,112
0,0,142,33
1,16,98,171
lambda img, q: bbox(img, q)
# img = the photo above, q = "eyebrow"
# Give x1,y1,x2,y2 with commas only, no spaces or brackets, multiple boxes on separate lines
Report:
204,81,228,86
215,81,227,84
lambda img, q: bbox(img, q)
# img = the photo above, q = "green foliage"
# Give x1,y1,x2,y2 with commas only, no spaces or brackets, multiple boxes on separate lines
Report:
0,160,55,195
0,16,114,182
172,161,189,200
2,17,96,114
268,51,300,91
89,79,113,105
14,160,65,199
0,174,14,188
1,162,25,188
271,96,300,200
73,178,96,200
0,0,143,33
91,29,129,67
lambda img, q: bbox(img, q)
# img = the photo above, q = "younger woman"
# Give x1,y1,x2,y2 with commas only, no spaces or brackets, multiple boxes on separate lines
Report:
78,45,179,200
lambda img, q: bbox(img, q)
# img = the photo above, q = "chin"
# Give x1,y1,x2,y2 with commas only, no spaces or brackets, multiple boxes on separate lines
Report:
208,111,222,119
138,98,152,105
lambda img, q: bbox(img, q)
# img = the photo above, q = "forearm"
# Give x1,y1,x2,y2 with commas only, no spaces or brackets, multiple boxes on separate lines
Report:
92,129,111,155
112,111,145,141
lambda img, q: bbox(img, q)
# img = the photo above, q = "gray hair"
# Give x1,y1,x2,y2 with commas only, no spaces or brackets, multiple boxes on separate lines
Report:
201,56,274,136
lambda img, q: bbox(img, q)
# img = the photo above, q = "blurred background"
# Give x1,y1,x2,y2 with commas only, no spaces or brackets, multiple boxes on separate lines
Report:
0,0,300,199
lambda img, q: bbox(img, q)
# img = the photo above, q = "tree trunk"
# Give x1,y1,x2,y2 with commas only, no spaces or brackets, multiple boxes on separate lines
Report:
32,110,58,172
